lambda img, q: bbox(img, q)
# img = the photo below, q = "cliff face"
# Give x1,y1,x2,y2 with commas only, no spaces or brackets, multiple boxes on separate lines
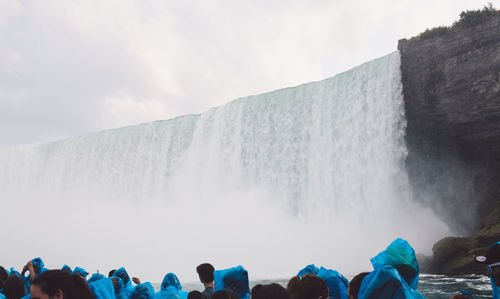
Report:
398,14,500,232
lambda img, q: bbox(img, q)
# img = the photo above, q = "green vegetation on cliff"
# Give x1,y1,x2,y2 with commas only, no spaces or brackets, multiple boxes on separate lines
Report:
409,3,500,42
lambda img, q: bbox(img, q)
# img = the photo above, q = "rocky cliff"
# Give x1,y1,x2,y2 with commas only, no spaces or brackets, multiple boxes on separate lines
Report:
399,11,500,232
398,9,500,274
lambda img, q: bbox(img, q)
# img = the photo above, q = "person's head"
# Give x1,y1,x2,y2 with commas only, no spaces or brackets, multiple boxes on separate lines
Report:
161,273,182,291
0,266,9,289
287,274,329,299
449,290,474,299
251,283,290,299
87,273,105,284
450,290,474,299
476,242,500,286
188,290,203,299
30,270,93,299
197,263,215,284
113,267,131,286
392,264,418,286
2,274,26,299
347,272,370,299
131,282,155,299
61,265,72,274
370,238,420,289
72,267,89,279
108,270,116,277
31,258,45,274
212,290,239,299
222,271,249,297
214,266,250,298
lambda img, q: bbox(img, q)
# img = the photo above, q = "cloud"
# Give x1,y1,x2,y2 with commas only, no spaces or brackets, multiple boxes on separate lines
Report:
0,0,492,145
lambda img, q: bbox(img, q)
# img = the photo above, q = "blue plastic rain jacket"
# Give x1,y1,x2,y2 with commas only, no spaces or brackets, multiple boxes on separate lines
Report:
488,263,500,299
114,268,135,298
155,273,188,299
297,264,349,299
486,242,500,299
73,267,89,279
114,268,131,286
61,265,72,273
111,276,128,299
0,293,5,299
214,266,250,299
23,258,48,294
89,277,116,299
370,238,420,290
358,265,424,299
491,277,500,299
132,282,155,299
88,273,107,283
31,258,47,275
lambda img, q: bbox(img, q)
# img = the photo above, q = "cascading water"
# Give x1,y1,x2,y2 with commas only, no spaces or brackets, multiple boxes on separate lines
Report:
0,51,449,282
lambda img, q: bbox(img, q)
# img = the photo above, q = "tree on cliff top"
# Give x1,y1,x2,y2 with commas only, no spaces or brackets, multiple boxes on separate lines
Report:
455,2,499,27
410,3,499,42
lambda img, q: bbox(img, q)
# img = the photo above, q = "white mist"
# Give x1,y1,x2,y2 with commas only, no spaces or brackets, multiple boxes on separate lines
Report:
0,52,449,284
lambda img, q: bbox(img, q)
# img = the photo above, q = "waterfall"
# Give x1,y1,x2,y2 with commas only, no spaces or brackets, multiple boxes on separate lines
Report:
0,52,448,282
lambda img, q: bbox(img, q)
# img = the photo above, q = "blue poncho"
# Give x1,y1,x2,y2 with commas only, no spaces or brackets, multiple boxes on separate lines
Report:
88,273,107,283
486,242,500,299
114,268,135,298
154,273,188,299
370,238,420,290
490,275,500,299
358,265,424,299
61,265,72,273
89,277,116,299
297,264,349,299
214,266,250,299
73,267,89,279
111,276,128,299
23,258,48,294
31,258,47,275
132,282,155,299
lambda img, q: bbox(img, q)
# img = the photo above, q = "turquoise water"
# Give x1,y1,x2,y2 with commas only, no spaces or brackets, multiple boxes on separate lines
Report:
177,274,492,299
418,274,491,299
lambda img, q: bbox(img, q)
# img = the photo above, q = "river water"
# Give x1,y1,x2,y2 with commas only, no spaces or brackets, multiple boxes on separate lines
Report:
178,274,492,298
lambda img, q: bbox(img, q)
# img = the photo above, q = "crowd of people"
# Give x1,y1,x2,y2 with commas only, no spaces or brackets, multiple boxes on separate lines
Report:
1,238,499,299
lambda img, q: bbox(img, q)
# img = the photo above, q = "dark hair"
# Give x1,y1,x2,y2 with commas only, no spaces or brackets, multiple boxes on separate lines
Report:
2,275,25,299
196,263,215,283
188,290,203,299
392,264,417,285
0,266,9,289
31,270,93,299
347,272,370,299
287,274,329,299
212,290,239,299
251,283,290,299
108,270,116,277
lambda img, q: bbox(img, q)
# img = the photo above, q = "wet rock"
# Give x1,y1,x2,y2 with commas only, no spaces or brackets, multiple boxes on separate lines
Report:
399,11,500,231
426,207,500,274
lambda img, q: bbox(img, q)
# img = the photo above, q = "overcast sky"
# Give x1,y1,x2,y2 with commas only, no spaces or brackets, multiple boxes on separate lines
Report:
0,0,494,145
